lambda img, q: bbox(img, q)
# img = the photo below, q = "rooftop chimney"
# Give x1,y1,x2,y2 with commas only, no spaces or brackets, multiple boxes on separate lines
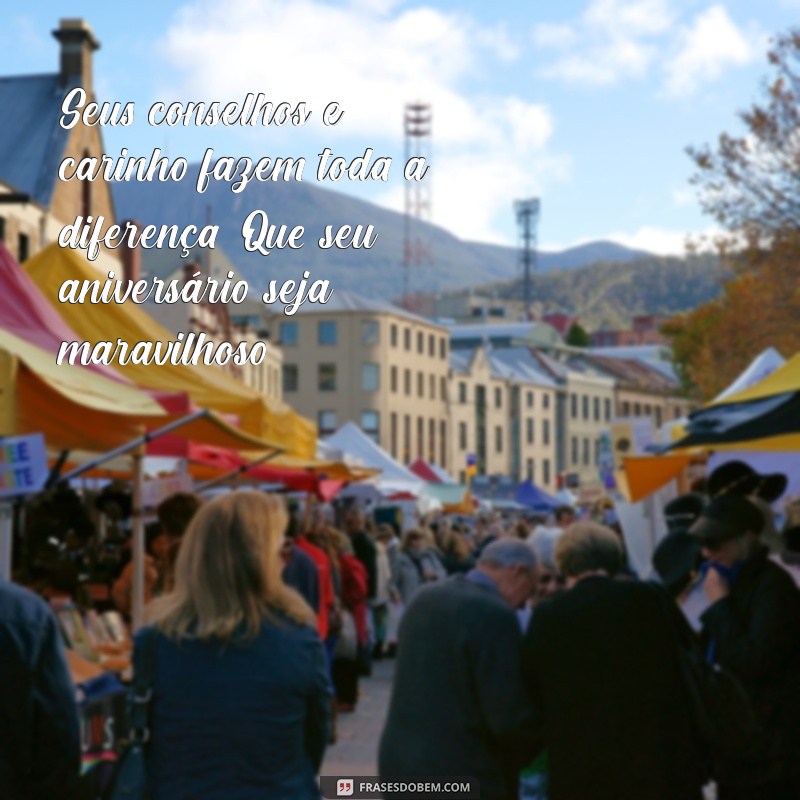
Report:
52,18,100,93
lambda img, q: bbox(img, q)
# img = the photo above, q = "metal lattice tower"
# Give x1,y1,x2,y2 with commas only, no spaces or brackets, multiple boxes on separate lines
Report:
403,103,432,307
514,198,540,321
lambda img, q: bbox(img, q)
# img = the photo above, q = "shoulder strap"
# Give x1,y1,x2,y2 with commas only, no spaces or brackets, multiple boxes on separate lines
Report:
129,627,158,742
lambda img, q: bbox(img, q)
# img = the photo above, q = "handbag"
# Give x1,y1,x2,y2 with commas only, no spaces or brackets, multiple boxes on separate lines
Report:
333,610,358,661
105,627,158,800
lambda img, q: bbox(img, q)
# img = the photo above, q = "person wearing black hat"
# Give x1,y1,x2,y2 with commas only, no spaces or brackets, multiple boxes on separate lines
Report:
690,495,800,799
707,460,788,503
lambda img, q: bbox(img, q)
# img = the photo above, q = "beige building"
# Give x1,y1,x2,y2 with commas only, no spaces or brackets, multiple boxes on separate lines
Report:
0,19,119,270
449,346,559,490
263,291,450,470
530,349,616,491
141,246,282,400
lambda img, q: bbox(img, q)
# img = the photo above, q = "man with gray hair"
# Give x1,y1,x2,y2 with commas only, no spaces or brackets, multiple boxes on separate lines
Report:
379,539,539,800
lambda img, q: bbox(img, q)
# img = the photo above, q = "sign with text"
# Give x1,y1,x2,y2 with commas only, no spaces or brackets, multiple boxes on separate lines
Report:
0,433,47,498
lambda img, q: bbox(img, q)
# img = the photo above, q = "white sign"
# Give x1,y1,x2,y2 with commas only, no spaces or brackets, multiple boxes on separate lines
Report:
0,433,47,498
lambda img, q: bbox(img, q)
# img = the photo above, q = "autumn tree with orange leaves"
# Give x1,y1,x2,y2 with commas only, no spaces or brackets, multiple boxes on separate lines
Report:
665,30,800,400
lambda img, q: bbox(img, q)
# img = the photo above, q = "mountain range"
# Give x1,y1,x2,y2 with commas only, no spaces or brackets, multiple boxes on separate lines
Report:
113,168,723,327
113,169,652,298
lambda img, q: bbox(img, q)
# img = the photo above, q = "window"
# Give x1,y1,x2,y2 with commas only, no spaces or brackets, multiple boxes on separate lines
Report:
644,404,652,416
622,401,631,416
404,328,411,350
495,425,503,453
583,438,590,466
417,331,424,354
318,320,337,345
440,377,447,401
403,414,411,460
362,362,380,392
417,417,424,457
428,334,435,357
361,411,380,442
604,398,611,421
439,338,447,359
440,420,447,467
634,403,642,416
428,418,436,461
459,421,468,450
543,459,551,485
543,393,550,410
594,438,601,466
279,321,298,346
318,411,337,437
543,419,550,446
404,368,411,395
459,382,467,403
571,436,578,465
429,374,436,399
593,397,600,421
582,395,589,420
361,320,379,345
282,364,298,392
390,366,398,393
390,324,398,347
494,387,502,409
527,391,534,408
570,393,577,419
655,407,663,427
318,363,337,391
18,233,29,263
390,413,398,457
417,371,424,398
526,459,535,482
526,418,534,445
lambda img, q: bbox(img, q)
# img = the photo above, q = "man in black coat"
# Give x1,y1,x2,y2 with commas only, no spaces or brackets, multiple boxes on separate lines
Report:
690,495,800,799
379,539,538,800
0,580,81,800
523,522,704,800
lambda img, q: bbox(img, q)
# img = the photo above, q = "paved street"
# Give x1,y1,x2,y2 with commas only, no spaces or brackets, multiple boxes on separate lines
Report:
322,659,395,776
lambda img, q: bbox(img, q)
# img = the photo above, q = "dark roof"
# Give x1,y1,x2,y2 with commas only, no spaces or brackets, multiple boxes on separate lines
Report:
0,74,73,206
584,353,678,393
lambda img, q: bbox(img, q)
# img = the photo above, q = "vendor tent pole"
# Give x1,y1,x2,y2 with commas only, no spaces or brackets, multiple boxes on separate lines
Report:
56,410,210,484
195,449,281,492
131,443,146,632
0,502,12,581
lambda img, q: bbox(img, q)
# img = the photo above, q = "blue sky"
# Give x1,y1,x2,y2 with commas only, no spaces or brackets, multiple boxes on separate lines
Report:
1,0,797,254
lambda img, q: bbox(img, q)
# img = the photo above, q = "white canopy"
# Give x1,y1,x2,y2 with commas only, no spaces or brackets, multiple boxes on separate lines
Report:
712,347,786,403
323,422,424,496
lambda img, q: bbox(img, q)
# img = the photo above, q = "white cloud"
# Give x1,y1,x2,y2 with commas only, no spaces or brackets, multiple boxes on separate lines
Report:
534,0,674,87
663,5,758,96
601,224,722,254
158,0,566,242
672,187,695,207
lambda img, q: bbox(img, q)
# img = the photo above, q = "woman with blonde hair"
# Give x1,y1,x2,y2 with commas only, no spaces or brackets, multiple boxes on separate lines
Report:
134,491,330,800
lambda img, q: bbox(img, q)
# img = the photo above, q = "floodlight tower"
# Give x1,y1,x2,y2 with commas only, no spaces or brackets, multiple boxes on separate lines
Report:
403,102,432,308
514,198,540,321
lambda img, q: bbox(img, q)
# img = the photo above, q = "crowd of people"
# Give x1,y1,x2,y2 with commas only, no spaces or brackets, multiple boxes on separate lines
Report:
1,458,800,799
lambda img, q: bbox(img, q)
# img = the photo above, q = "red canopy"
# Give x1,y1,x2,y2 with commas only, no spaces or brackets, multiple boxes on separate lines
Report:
0,243,129,383
408,458,442,483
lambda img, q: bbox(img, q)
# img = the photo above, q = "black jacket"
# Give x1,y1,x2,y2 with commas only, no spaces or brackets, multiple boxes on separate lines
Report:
0,580,81,800
351,530,378,600
523,576,704,800
700,549,800,771
379,575,536,800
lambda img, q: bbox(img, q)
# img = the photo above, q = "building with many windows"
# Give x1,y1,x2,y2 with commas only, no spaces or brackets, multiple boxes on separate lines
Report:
449,346,559,490
264,291,451,469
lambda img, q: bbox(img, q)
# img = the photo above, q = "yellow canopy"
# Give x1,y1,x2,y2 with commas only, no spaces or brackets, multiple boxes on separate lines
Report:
25,245,316,458
0,328,281,454
713,352,800,405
